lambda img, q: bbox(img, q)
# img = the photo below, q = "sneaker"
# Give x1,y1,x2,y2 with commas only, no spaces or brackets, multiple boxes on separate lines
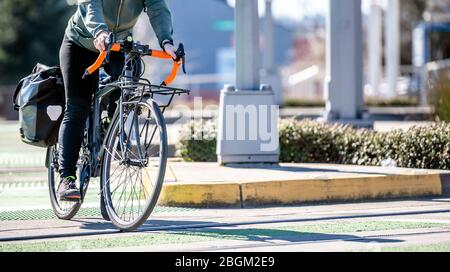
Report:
57,176,81,201
101,112,112,133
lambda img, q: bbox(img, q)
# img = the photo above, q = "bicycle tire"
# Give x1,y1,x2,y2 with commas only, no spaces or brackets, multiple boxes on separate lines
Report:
101,97,168,231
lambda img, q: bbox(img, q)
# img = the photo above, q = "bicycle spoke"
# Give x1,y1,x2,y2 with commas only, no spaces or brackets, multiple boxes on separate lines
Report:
120,166,139,221
135,169,143,216
109,167,128,198
129,166,142,217
124,167,139,221
101,160,126,196
114,166,131,215
117,165,137,220
130,167,143,221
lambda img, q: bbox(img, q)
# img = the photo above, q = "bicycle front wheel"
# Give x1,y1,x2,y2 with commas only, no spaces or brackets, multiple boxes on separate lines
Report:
101,97,168,231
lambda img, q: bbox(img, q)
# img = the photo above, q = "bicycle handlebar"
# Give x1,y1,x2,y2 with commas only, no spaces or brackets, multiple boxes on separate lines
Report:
82,40,185,86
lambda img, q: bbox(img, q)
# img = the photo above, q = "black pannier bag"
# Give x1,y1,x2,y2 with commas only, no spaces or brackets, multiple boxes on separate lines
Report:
12,63,65,148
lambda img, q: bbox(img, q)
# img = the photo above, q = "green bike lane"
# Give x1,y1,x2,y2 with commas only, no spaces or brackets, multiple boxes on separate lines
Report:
2,184,450,252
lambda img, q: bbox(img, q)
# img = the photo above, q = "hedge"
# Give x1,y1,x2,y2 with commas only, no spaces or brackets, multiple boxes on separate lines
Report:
176,120,217,162
283,96,419,108
177,119,450,170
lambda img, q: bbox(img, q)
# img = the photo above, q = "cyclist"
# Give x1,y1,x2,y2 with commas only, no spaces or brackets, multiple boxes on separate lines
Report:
57,0,177,201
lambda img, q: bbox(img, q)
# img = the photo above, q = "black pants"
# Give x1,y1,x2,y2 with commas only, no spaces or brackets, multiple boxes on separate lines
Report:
58,36,98,178
58,36,124,178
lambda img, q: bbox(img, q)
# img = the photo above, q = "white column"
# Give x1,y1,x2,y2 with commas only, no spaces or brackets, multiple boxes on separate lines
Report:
217,0,279,164
325,0,364,120
263,0,282,105
235,0,260,90
263,0,275,72
368,0,383,96
385,0,400,97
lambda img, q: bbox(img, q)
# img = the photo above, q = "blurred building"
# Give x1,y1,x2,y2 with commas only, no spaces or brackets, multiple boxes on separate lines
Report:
424,0,450,23
163,0,293,101
283,23,326,101
412,0,450,104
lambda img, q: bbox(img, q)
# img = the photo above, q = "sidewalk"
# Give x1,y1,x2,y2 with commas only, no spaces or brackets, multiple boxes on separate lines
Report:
157,162,450,208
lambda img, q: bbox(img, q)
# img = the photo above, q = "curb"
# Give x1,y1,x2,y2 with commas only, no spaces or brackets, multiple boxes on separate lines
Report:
157,173,446,208
158,182,242,208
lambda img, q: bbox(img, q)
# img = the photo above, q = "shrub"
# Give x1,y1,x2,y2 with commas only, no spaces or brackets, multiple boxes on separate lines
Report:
279,119,341,163
283,97,419,108
335,127,387,166
177,119,450,170
177,120,217,162
365,96,419,107
283,98,325,108
393,124,450,169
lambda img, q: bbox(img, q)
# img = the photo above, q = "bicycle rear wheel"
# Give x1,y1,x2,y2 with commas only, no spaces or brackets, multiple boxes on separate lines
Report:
101,97,167,231
47,144,81,220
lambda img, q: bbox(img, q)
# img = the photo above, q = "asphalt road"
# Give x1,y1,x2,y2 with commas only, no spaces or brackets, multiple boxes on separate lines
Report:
2,195,450,252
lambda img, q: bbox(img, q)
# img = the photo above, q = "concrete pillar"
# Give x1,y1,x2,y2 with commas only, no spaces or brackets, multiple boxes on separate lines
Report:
263,0,283,105
217,0,280,164
385,0,400,97
368,0,383,96
412,24,430,105
263,0,275,73
235,0,260,90
324,0,365,121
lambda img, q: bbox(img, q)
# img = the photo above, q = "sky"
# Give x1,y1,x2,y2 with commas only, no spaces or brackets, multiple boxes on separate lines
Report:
226,0,375,22
66,0,376,23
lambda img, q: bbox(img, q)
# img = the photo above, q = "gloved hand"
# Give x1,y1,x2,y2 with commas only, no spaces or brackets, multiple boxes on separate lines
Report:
163,42,177,59
94,31,109,52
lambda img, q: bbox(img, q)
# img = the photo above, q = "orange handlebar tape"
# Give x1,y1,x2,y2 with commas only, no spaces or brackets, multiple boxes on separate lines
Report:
85,43,121,76
84,44,181,85
151,50,173,59
162,61,181,86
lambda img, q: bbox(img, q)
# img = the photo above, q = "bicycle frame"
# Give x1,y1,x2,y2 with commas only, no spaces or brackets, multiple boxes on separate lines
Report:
79,52,189,200
82,55,136,175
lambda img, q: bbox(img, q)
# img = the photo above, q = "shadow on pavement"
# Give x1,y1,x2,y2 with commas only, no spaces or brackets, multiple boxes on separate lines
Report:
155,226,402,245
77,219,222,231
77,218,403,246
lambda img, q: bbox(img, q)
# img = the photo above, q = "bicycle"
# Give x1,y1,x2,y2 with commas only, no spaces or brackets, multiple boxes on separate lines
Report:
46,36,189,231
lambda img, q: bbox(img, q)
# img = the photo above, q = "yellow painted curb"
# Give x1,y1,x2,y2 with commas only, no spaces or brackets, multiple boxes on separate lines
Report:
156,174,443,207
241,174,442,206
158,182,241,207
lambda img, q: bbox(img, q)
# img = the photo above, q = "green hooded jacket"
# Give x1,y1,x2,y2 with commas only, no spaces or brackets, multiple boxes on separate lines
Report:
65,0,173,52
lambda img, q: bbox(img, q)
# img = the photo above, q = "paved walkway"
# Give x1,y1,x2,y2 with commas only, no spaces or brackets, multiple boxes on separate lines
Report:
165,162,445,183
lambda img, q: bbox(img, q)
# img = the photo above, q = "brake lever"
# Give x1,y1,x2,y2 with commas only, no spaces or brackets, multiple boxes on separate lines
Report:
175,43,186,74
105,33,115,64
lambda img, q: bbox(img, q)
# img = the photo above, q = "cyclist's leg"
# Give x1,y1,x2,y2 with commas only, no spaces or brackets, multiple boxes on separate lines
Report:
58,36,99,180
103,52,126,119
104,51,125,79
